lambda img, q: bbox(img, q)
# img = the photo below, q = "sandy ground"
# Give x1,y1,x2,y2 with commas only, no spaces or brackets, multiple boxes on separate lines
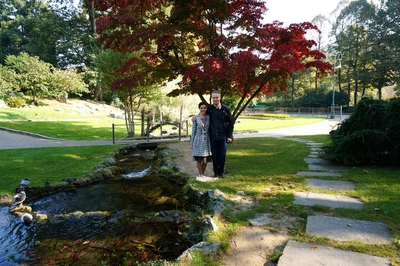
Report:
167,141,215,178
167,141,296,266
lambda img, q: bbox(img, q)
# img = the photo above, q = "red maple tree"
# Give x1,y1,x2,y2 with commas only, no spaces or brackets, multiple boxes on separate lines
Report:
91,0,331,121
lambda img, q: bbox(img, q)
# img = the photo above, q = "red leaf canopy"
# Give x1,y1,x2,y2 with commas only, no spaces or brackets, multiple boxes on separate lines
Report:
90,0,331,119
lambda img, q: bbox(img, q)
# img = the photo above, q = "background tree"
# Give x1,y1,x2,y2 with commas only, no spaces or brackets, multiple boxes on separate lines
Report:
4,52,88,104
310,14,329,93
95,49,160,136
0,0,64,66
0,65,16,97
332,0,377,105
92,0,331,122
372,0,400,99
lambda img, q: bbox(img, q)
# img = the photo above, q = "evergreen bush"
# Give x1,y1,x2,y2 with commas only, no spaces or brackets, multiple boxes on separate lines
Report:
6,96,26,108
322,98,399,166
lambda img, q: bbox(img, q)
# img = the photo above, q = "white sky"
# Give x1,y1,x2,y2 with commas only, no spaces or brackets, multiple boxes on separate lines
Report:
263,0,379,47
263,0,342,25
263,0,379,25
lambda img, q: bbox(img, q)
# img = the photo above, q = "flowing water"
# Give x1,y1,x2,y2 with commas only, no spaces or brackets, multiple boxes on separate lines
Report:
0,145,200,265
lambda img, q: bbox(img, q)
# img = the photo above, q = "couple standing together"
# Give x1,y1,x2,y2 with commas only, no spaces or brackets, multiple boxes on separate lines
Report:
190,90,234,178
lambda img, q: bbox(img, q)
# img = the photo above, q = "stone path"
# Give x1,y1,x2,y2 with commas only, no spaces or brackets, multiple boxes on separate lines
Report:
277,139,392,266
278,241,391,266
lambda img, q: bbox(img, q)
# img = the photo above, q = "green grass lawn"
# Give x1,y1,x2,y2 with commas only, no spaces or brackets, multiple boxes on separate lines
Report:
0,145,119,194
234,116,325,132
1,102,399,265
187,137,400,265
0,117,326,140
0,113,325,140
0,120,124,140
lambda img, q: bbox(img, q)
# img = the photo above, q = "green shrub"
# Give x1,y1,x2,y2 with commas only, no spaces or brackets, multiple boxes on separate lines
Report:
322,98,400,166
6,96,26,108
385,98,400,164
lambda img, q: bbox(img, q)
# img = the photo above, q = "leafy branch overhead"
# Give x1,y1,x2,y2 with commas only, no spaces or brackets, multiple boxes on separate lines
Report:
91,0,332,121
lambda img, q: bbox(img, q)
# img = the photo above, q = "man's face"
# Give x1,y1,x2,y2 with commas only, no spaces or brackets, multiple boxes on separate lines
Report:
212,93,221,106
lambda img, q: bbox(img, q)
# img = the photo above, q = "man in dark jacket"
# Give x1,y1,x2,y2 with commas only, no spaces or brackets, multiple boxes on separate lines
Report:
208,90,234,177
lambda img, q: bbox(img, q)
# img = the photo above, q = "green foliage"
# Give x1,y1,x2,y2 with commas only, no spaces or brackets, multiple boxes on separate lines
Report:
268,250,283,262
153,79,199,122
323,98,400,166
0,0,92,68
2,53,88,103
52,69,89,102
295,90,350,108
6,95,26,108
385,98,400,163
0,65,17,97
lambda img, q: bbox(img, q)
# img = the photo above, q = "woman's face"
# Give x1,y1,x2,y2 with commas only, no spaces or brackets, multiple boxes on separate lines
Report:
199,105,207,114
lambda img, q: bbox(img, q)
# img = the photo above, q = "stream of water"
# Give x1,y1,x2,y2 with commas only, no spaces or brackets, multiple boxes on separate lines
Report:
0,146,200,265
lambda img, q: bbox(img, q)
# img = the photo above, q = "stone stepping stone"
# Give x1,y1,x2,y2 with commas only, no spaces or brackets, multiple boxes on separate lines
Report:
306,215,392,244
305,142,324,147
310,147,322,152
308,164,350,172
278,240,391,266
287,138,307,142
248,213,299,227
304,158,334,165
305,178,355,191
297,171,342,177
294,192,363,209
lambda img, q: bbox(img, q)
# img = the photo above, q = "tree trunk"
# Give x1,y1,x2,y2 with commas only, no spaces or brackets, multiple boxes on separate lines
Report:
94,83,103,101
291,76,295,108
353,69,359,106
378,87,382,100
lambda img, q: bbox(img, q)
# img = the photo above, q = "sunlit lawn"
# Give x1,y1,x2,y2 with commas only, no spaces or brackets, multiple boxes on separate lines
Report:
0,120,126,140
188,137,400,264
234,116,325,132
1,104,399,265
0,145,119,194
0,116,326,140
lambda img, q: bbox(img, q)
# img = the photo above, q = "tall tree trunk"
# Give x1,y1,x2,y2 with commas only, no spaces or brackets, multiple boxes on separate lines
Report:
291,75,295,108
94,83,103,101
86,0,103,102
346,70,351,107
378,87,382,100
87,0,96,33
353,68,359,106
314,72,318,93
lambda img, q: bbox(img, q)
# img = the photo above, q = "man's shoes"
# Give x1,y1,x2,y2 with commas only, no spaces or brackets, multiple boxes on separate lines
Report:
220,173,225,178
214,174,219,178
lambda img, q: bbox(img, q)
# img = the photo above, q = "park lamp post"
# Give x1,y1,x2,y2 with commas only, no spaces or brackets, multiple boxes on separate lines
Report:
331,52,342,119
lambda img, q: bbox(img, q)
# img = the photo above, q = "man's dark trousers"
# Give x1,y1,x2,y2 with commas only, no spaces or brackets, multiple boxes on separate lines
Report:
210,137,227,176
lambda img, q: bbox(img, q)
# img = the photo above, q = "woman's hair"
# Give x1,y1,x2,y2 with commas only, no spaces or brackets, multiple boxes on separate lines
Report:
198,102,208,108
